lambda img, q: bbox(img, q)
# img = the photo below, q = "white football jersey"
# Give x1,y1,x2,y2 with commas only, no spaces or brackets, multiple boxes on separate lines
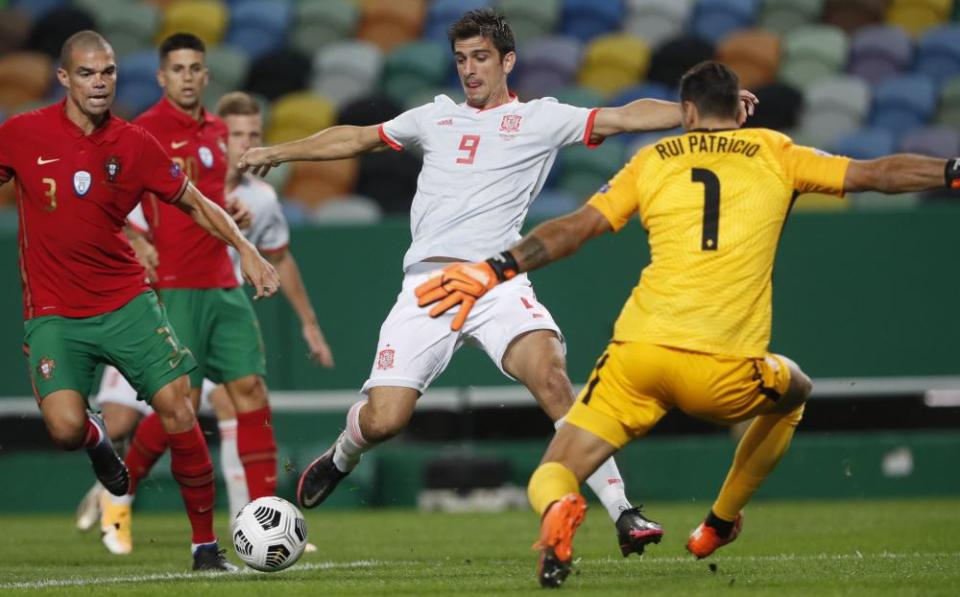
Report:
126,173,289,284
380,94,599,270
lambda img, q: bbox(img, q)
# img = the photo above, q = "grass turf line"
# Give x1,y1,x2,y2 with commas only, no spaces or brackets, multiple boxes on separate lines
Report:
0,498,957,595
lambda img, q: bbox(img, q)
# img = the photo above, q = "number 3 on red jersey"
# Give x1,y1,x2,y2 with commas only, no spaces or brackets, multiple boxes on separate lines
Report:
456,134,480,165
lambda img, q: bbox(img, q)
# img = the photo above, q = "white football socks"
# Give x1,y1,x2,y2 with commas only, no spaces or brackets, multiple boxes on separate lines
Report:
217,418,248,520
332,400,371,473
554,417,633,522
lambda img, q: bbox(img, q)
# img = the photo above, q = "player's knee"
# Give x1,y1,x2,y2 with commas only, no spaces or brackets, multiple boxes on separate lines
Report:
228,375,269,411
46,416,85,450
776,359,812,413
360,405,410,443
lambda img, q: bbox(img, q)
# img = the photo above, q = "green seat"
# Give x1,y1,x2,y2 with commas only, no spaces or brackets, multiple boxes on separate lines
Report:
381,40,449,106
760,0,824,35
558,140,627,198
498,0,562,41
75,0,160,59
292,0,359,55
204,45,250,107
779,25,848,88
937,76,960,127
551,86,604,109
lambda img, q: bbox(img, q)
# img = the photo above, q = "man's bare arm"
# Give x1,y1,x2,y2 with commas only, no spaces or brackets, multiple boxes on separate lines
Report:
591,90,759,139
238,124,384,177
508,205,613,273
844,155,956,194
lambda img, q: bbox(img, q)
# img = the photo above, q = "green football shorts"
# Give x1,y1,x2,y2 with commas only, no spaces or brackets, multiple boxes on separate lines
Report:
158,287,266,388
23,291,195,402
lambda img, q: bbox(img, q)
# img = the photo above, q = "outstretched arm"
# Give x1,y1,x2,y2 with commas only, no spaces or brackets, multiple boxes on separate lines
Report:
174,183,279,299
415,206,613,330
590,90,759,139
238,124,385,177
844,155,959,194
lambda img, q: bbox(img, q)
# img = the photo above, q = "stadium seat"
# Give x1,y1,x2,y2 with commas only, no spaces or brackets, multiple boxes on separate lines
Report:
311,194,383,224
424,0,489,44
899,125,960,157
8,0,66,21
357,0,425,52
292,0,359,55
497,0,562,41
832,127,896,158
870,74,937,135
759,0,823,35
717,29,782,89
886,0,952,37
0,8,30,54
312,41,383,108
382,40,450,107
24,5,97,59
647,35,715,87
937,75,960,126
337,94,403,127
113,49,162,118
552,85,605,108
609,82,676,106
799,76,871,147
156,0,228,46
557,139,626,199
779,25,849,88
915,25,960,87
690,0,759,45
284,159,360,207
515,36,582,99
266,92,336,145
356,150,422,213
560,0,624,43
0,52,52,113
623,0,693,49
402,86,459,110
245,47,312,102
578,34,650,97
204,45,250,107
77,0,160,59
746,82,804,130
848,25,912,85
822,0,889,33
226,0,291,60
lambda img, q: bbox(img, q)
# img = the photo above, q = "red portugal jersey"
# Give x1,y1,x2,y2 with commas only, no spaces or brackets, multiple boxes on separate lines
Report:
0,100,187,320
134,98,237,289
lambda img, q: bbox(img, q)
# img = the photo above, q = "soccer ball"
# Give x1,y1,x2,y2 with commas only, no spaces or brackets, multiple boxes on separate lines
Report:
231,496,308,572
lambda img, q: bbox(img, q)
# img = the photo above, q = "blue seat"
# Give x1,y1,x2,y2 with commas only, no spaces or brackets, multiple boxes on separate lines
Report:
870,74,937,136
899,126,960,158
690,0,759,44
916,25,960,87
832,128,895,160
119,50,160,87
848,25,912,85
9,0,67,21
424,0,489,44
560,0,623,43
608,82,676,106
226,0,292,59
515,36,582,98
115,81,162,118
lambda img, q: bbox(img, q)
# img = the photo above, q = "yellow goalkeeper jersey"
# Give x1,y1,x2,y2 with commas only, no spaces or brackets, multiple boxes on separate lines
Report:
587,127,850,358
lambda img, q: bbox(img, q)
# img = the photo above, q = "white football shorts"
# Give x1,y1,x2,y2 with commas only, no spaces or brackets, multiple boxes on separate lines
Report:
362,263,564,395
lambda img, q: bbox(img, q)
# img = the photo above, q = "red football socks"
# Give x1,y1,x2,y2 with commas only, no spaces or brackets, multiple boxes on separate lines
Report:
169,423,216,545
236,406,277,499
124,412,169,495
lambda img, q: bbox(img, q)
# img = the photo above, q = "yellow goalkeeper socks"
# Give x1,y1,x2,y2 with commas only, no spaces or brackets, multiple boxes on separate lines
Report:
528,462,579,516
712,406,804,521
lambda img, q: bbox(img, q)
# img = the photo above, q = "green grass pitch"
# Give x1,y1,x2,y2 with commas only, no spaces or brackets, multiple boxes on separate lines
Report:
1,498,958,595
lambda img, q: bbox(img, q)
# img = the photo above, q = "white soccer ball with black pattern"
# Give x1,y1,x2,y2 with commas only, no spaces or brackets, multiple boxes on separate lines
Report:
231,496,308,572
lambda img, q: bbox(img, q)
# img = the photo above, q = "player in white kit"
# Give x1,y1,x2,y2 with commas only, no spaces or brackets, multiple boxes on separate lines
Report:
239,9,757,556
78,92,334,550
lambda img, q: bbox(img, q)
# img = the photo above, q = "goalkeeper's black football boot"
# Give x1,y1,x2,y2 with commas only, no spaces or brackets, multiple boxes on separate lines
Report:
534,493,587,589
192,544,239,572
86,413,130,497
616,506,664,556
296,443,348,509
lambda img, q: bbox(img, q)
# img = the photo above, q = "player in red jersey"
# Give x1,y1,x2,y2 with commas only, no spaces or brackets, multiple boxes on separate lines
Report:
109,34,280,549
0,30,279,570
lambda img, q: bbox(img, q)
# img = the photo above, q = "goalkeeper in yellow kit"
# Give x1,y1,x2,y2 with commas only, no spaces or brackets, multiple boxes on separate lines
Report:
416,60,960,588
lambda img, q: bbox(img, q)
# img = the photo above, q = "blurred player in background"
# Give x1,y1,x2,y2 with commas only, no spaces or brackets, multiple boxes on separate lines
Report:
0,30,278,571
416,61,960,587
240,8,757,556
78,91,334,552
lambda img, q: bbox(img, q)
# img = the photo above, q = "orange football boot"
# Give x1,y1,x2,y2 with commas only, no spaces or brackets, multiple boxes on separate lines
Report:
533,493,587,588
686,512,744,559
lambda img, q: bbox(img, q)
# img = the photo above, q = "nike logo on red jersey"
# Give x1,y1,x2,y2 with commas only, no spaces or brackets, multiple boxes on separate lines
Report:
171,140,189,149
36,157,59,165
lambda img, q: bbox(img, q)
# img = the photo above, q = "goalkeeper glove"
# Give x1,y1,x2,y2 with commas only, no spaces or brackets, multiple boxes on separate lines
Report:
415,251,519,331
947,158,960,190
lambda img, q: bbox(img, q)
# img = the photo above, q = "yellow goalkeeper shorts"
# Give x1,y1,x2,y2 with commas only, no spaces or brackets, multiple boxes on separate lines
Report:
565,341,794,449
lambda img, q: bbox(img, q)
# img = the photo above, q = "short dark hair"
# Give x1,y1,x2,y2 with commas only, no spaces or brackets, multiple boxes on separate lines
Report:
679,61,740,120
216,91,260,118
447,8,515,59
159,32,205,62
60,30,113,70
